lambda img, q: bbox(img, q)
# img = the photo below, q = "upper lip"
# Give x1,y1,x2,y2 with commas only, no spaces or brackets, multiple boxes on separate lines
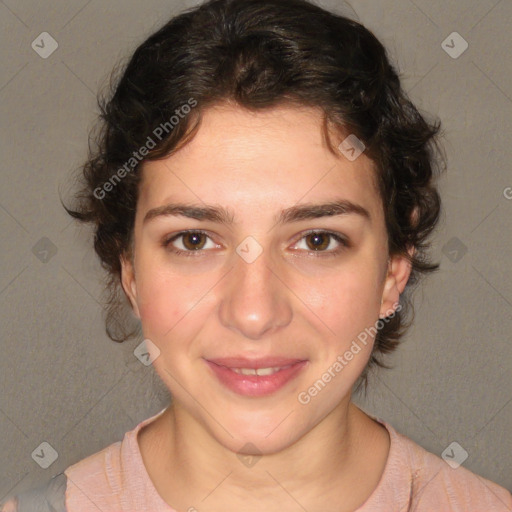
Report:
205,357,307,369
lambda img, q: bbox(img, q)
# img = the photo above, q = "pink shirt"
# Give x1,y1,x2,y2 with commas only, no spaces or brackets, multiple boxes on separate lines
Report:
4,407,511,511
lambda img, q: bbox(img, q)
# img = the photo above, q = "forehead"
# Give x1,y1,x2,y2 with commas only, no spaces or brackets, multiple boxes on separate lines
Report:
138,103,382,222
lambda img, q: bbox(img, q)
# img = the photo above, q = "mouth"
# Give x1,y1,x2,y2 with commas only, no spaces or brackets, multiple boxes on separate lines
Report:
204,357,308,397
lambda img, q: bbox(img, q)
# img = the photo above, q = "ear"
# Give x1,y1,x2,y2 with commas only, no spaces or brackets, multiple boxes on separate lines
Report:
120,254,140,319
379,246,414,319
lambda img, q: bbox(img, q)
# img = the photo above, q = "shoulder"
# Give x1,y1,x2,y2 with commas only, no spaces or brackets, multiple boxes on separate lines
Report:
0,443,122,512
387,424,512,511
0,438,123,512
0,473,67,512
1,410,157,512
64,408,168,510
63,438,125,510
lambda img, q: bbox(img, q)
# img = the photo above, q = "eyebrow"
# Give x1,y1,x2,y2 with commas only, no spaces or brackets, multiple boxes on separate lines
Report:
143,198,371,226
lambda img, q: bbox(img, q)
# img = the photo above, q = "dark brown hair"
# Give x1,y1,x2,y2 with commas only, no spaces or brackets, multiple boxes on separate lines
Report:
64,0,445,388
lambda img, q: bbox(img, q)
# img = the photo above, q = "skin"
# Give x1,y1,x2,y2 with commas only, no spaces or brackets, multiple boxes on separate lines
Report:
121,102,413,512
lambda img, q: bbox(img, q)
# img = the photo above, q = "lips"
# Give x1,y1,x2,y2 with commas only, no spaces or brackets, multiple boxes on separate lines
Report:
204,356,308,397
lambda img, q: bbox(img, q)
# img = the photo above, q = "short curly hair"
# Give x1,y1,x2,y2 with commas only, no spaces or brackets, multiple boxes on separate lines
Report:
64,0,445,388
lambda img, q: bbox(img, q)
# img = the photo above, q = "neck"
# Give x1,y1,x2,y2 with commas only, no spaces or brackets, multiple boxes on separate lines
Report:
138,399,390,512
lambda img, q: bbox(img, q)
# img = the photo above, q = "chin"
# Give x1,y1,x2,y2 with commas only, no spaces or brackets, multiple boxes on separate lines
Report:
212,410,309,455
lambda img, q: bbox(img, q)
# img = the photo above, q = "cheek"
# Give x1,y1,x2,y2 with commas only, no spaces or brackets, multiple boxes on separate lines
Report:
135,264,220,342
308,267,382,338
136,271,191,337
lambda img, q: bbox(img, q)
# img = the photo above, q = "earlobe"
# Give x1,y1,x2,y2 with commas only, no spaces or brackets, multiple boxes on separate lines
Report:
120,255,140,319
379,247,414,318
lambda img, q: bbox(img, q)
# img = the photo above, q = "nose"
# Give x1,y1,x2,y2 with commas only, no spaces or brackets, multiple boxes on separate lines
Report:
218,245,293,340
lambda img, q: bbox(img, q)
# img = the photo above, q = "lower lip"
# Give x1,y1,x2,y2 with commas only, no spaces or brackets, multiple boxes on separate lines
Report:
205,360,308,397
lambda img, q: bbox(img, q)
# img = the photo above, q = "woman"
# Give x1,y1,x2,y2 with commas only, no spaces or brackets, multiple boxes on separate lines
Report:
3,0,511,510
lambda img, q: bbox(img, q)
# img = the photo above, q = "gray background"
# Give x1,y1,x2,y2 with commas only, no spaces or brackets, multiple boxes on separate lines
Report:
1,0,511,502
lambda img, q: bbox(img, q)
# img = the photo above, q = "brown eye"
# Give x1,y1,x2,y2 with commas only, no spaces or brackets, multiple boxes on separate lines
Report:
291,230,349,257
163,230,216,255
181,232,207,250
305,232,331,251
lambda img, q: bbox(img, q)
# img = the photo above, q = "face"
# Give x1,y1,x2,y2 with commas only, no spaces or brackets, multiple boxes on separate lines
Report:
121,102,411,454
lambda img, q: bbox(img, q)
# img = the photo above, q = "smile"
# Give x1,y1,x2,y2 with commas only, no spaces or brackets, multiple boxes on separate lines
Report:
205,358,308,397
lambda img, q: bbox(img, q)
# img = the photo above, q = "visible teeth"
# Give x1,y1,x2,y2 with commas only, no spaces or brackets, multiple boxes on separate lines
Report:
231,366,286,376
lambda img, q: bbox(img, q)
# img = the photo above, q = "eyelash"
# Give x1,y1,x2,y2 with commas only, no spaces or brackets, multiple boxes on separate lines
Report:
162,229,349,258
